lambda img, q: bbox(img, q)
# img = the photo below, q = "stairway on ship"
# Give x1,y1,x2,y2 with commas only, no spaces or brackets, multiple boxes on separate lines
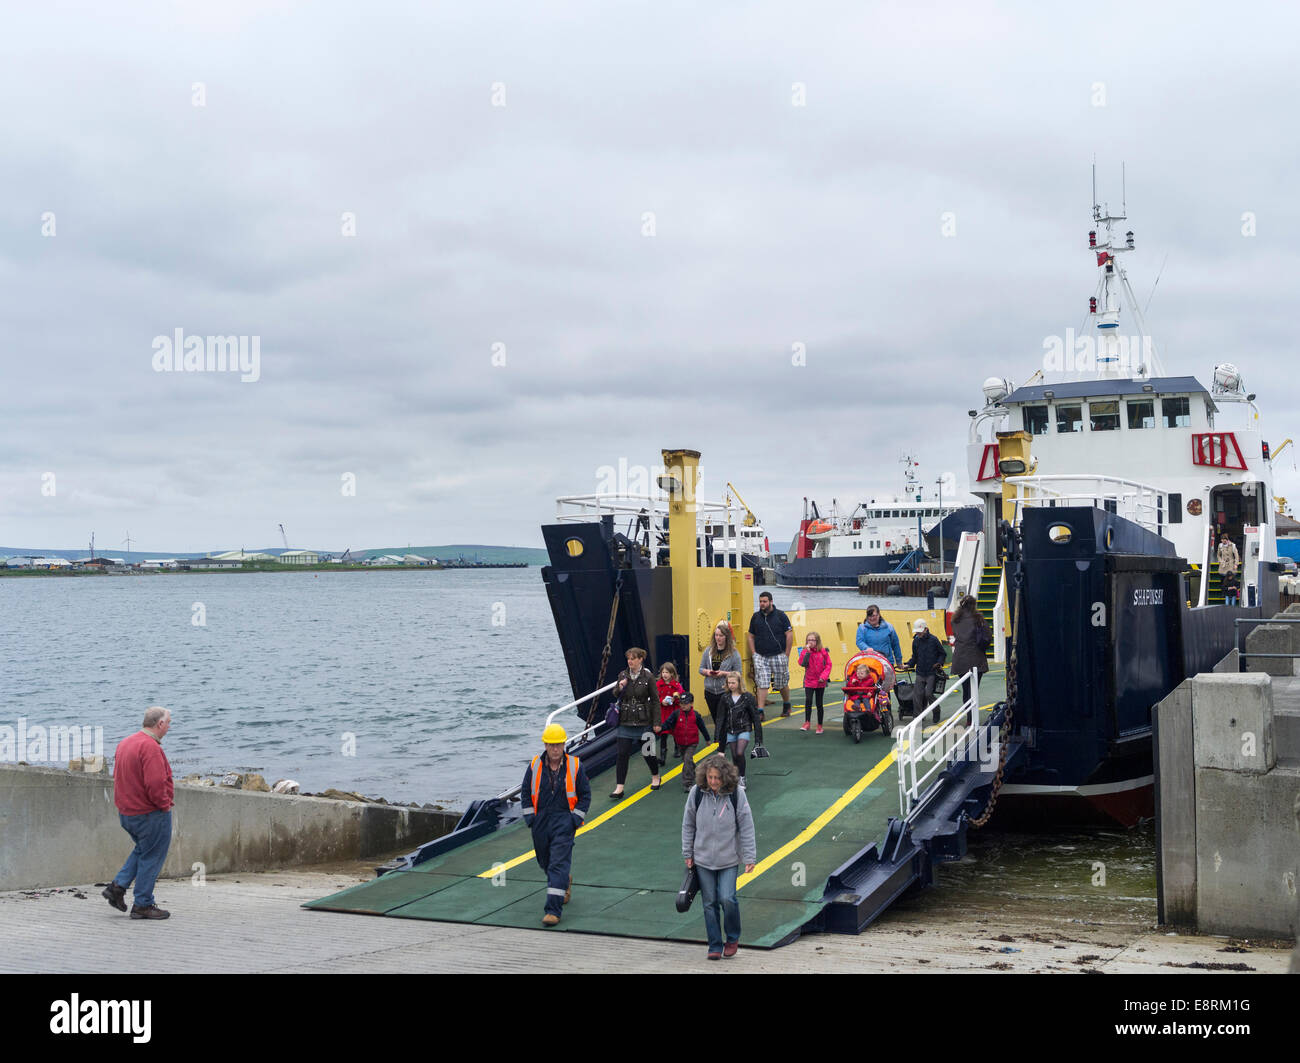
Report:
975,566,1000,657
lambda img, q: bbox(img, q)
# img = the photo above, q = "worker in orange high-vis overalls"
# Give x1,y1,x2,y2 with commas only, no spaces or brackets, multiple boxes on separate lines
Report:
521,724,592,926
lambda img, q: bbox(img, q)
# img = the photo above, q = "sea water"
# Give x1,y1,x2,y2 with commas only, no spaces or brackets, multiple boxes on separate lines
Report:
0,573,933,807
1,569,569,807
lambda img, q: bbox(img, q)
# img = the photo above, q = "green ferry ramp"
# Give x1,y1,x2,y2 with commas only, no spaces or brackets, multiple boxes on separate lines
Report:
306,670,1009,948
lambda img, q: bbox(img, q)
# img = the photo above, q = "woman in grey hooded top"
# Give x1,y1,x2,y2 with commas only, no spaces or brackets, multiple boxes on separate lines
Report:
682,753,757,959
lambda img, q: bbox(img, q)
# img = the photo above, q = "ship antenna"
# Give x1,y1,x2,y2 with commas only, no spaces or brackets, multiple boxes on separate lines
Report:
1144,252,1169,316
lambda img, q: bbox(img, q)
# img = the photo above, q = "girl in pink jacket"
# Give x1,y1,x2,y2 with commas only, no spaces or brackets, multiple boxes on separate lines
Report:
797,632,833,733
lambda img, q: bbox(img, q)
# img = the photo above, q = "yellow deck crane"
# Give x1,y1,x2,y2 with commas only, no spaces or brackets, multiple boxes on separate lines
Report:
724,482,758,527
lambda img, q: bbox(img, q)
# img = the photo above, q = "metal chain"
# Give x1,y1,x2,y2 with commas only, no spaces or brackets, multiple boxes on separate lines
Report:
585,568,625,730
971,543,1021,829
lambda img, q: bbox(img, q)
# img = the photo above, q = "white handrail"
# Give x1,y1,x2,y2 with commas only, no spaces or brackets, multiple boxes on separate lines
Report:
1196,523,1212,608
991,567,1007,664
496,681,621,801
545,681,619,728
1007,473,1166,534
895,668,983,817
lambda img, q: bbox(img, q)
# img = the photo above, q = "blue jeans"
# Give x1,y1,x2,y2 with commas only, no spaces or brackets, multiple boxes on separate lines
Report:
114,810,172,908
696,865,740,952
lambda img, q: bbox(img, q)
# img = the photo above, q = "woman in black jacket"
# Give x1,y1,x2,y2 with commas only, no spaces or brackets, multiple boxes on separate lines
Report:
609,647,662,798
715,672,763,786
903,618,948,723
950,595,991,706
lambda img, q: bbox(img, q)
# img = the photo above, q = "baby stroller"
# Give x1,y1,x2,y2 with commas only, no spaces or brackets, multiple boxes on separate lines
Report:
894,667,949,723
841,650,895,742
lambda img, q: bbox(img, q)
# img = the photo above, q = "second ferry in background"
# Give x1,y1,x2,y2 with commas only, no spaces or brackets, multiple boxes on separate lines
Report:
776,457,980,587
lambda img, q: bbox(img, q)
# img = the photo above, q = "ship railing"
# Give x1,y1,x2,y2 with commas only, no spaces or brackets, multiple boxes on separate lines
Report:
895,668,984,818
1007,474,1166,535
554,492,752,569
492,681,620,802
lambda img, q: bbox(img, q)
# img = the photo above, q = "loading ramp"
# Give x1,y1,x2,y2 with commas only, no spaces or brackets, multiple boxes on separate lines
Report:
306,671,1014,948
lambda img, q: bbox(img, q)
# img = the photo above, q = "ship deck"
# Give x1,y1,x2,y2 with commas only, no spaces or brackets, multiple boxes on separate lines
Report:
306,667,1007,948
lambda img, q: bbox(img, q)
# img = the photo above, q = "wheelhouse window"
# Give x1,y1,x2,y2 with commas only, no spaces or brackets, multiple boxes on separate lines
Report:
1162,396,1190,428
1089,401,1120,432
1127,399,1155,429
1056,404,1083,433
1023,405,1050,435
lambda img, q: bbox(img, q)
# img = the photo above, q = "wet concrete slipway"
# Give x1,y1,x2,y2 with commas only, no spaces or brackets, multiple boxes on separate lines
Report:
2,846,1291,974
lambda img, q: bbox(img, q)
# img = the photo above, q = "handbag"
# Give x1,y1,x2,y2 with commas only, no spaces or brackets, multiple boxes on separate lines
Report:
675,864,700,913
605,701,621,729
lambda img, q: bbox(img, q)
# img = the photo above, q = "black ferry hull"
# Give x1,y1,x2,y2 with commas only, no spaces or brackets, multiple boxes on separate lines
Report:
998,506,1277,828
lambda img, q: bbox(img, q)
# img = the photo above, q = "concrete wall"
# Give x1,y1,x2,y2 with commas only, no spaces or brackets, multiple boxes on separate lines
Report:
1154,681,1196,926
0,764,459,891
1155,661,1300,939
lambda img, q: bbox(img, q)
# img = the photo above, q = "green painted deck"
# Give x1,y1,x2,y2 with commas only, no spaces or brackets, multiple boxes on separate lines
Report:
306,668,1008,947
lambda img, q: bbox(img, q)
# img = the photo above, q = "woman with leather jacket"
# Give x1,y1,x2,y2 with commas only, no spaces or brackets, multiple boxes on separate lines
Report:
715,672,763,787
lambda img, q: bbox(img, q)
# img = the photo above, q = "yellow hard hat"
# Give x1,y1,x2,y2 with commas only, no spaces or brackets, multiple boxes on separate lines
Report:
542,723,567,744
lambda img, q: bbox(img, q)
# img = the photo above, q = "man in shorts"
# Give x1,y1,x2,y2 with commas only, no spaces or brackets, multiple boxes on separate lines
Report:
747,591,794,717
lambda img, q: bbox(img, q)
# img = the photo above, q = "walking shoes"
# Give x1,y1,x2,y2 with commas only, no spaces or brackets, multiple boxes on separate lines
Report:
723,942,739,958
564,875,572,904
129,904,170,920
101,883,127,912
543,913,560,926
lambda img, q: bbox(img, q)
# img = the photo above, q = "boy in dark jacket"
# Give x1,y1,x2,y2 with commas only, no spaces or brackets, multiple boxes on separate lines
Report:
903,619,948,722
661,692,712,792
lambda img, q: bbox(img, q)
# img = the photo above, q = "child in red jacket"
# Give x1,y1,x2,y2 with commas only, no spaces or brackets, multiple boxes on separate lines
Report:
656,662,686,764
661,692,712,791
843,662,886,718
797,632,833,734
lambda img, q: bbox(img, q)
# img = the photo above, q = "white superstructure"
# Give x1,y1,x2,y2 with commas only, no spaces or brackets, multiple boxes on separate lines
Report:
966,177,1278,606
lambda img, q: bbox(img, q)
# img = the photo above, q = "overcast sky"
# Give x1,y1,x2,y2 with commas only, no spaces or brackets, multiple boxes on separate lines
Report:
3,0,1298,553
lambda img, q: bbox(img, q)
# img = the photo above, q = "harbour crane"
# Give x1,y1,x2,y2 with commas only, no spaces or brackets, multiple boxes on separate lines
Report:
279,524,289,551
724,482,758,527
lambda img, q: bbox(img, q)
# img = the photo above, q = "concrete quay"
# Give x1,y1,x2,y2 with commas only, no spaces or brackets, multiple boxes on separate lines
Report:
1,863,1290,974
1156,606,1300,941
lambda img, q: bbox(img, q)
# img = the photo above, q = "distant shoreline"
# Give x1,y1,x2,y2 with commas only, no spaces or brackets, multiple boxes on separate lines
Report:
0,563,528,577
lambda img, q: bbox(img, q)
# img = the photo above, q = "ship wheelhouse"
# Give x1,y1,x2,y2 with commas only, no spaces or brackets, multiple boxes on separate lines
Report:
967,373,1277,607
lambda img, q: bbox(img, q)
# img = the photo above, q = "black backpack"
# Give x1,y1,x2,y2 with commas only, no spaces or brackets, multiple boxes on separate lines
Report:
693,786,739,815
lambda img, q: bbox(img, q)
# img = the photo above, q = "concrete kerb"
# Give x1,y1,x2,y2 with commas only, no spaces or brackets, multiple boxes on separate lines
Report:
0,763,458,892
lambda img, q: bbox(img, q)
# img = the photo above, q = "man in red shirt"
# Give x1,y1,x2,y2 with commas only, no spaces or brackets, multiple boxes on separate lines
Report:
102,706,175,920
